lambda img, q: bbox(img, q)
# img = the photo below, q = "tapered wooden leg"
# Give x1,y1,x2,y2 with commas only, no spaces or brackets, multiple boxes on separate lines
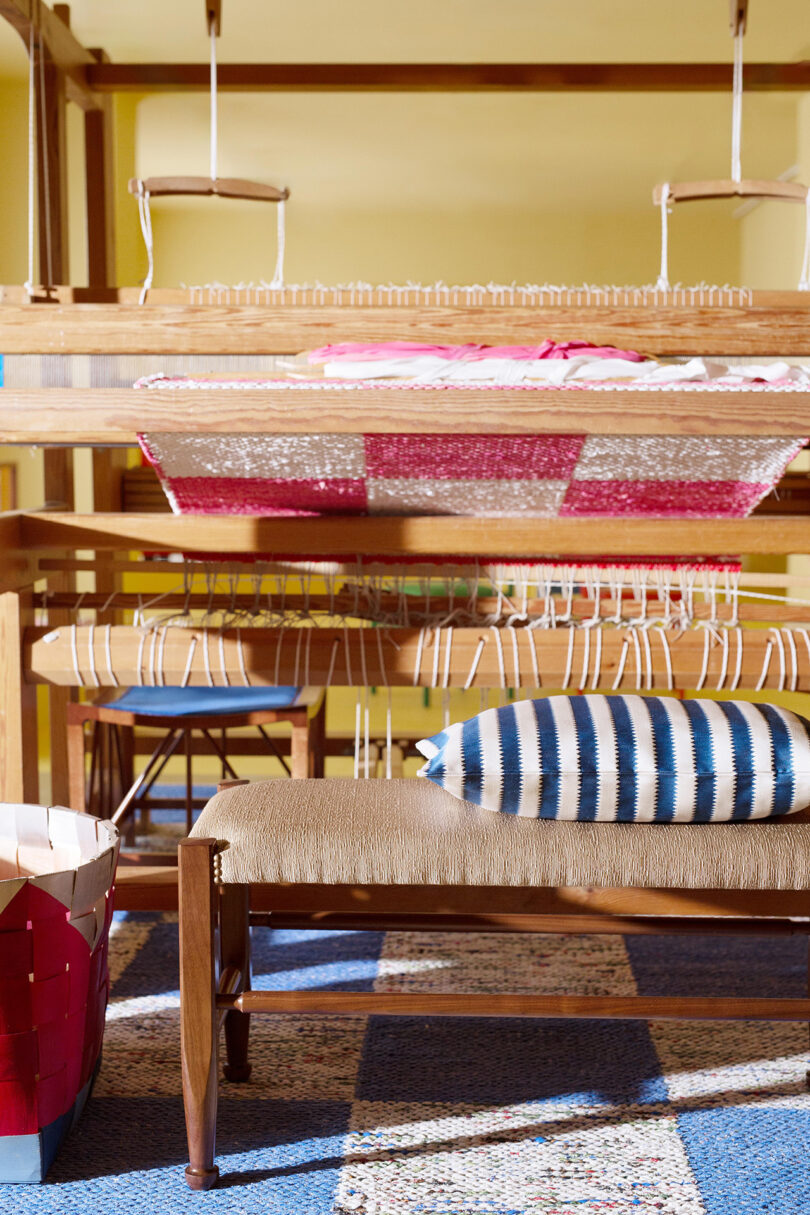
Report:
308,694,327,778
220,884,252,1083
185,729,194,834
66,711,87,811
290,717,309,779
179,837,220,1190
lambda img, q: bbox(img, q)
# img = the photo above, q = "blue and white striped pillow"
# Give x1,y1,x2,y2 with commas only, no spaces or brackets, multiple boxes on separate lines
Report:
415,694,810,822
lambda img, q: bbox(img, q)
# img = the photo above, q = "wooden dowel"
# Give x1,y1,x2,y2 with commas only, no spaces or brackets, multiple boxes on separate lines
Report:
1,387,809,442
19,512,810,557
248,911,810,937
220,990,810,1021
25,623,810,690
0,302,810,356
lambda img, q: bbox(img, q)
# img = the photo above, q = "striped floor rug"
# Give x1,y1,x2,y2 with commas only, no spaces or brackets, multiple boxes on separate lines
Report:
3,915,810,1214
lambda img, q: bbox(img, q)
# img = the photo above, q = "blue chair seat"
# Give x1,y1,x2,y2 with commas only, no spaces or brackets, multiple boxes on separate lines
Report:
100,686,304,718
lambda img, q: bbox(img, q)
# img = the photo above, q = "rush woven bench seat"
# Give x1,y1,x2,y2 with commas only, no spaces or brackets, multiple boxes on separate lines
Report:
179,778,810,1190
192,778,810,890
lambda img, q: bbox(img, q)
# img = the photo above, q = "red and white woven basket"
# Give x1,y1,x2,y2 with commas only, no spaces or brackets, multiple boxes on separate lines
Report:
0,805,118,1183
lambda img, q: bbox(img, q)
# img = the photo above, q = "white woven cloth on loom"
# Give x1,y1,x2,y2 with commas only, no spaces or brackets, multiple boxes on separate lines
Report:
137,360,810,391
139,424,806,521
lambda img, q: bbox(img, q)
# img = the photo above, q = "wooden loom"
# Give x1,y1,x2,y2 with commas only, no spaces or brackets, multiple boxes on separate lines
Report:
1,296,809,861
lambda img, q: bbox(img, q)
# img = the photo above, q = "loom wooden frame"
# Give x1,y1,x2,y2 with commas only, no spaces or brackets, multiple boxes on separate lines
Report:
0,7,806,1183
0,296,808,808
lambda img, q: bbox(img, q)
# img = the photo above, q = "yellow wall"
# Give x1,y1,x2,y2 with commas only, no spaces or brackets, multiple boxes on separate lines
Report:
1,11,809,796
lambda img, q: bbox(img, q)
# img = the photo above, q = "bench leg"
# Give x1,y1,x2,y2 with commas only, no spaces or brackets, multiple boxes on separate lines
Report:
221,884,252,1083
179,838,220,1190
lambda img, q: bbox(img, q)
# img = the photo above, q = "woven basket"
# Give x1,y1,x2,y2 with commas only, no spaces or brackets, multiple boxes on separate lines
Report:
0,804,118,1183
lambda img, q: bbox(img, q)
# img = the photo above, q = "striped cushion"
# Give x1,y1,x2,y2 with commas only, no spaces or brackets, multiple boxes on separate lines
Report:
415,694,810,822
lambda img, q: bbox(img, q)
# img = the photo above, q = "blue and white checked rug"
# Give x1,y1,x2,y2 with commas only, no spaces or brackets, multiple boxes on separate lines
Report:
2,914,810,1214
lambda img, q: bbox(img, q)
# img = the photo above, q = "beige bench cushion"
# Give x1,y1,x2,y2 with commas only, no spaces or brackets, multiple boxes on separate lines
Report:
191,778,810,891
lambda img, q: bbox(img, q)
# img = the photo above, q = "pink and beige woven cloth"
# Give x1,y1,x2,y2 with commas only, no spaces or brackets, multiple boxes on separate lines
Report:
136,341,808,519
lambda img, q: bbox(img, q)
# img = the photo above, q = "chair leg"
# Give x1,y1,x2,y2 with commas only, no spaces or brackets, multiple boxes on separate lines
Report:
179,838,220,1191
66,714,87,812
220,884,252,1083
290,719,309,779
185,729,194,834
308,695,327,778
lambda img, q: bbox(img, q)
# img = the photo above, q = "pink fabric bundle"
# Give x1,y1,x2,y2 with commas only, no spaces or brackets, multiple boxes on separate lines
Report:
307,340,647,364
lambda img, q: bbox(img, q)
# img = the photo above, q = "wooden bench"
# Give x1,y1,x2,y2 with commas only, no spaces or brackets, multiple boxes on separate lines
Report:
178,777,810,1189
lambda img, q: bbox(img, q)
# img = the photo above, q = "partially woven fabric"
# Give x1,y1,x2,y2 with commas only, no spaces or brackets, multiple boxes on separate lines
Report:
139,428,805,519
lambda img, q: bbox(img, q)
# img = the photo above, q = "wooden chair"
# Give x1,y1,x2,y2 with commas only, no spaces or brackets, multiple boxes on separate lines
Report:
65,687,325,833
178,776,810,1190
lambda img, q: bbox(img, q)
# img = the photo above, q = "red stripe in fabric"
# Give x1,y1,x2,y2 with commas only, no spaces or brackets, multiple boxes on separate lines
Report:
363,434,584,480
560,480,771,518
167,477,369,515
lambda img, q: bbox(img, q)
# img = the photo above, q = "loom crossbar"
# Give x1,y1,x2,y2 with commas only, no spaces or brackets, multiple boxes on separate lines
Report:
0,388,809,442
15,513,810,556
26,625,810,692
1,300,810,355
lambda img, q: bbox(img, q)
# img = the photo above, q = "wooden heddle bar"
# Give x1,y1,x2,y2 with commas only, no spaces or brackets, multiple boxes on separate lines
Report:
25,624,810,693
2,387,809,443
1,300,810,356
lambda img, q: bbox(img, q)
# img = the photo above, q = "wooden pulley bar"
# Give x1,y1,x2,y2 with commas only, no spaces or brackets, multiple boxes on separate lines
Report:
127,176,288,203
25,624,810,693
653,179,808,206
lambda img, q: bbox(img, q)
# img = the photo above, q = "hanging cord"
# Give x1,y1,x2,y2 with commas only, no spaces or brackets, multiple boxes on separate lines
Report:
353,689,362,779
86,624,100,689
561,626,575,690
464,637,486,690
70,624,86,688
798,190,810,291
655,625,674,691
731,30,744,182
655,183,671,292
136,182,154,305
271,198,286,288
210,20,218,181
25,23,36,298
412,626,427,686
785,627,799,693
375,630,393,779
490,626,507,690
730,626,744,692
37,32,53,288
180,635,198,687
104,624,119,688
